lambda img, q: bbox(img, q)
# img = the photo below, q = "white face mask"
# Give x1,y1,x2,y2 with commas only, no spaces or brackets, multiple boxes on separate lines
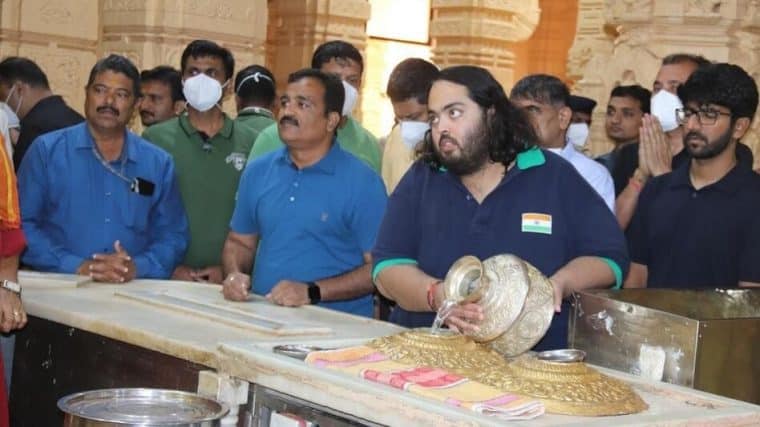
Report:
183,74,226,112
3,84,22,126
399,120,429,149
0,103,20,129
650,89,683,132
566,122,589,147
341,80,358,117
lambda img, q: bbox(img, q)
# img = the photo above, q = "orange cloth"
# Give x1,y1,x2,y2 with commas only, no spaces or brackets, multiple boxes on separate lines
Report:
305,345,544,420
0,134,20,231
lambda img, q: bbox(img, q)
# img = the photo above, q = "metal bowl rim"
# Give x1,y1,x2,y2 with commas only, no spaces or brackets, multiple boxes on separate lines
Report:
57,387,229,424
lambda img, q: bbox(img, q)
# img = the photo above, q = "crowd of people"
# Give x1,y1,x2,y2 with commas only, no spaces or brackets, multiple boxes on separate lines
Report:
0,39,758,421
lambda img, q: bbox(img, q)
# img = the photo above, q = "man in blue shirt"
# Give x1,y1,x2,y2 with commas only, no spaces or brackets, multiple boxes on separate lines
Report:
372,66,628,350
625,63,760,289
221,69,387,317
18,54,188,282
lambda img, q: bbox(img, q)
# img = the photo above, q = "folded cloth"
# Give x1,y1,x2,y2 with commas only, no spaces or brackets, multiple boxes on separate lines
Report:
0,134,21,231
305,345,544,421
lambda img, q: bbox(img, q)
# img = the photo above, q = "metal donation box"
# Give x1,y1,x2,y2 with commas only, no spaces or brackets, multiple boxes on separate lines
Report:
569,288,760,404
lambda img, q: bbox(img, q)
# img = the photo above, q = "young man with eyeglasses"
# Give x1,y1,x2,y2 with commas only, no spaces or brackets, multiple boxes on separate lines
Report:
624,63,760,289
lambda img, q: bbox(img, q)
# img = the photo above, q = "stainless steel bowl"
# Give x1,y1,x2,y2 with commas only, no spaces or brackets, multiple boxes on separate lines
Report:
58,388,228,426
536,349,587,363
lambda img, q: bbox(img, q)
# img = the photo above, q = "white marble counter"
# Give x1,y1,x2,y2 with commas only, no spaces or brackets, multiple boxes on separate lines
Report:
18,273,760,426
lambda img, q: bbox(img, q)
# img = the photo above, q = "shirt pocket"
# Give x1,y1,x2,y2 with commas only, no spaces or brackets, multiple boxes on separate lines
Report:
120,192,153,233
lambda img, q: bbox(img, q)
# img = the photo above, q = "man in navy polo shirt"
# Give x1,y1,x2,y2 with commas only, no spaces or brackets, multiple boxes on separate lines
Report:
220,69,387,317
625,63,760,289
372,66,628,350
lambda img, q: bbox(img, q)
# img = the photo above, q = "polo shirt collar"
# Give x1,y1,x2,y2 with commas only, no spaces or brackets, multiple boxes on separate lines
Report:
516,146,546,170
278,139,340,175
669,160,751,195
74,123,138,163
178,112,234,139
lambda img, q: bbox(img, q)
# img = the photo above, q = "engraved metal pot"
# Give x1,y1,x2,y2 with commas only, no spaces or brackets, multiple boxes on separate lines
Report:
443,254,554,356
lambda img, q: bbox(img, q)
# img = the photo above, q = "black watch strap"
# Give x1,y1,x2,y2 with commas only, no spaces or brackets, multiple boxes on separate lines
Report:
307,281,321,304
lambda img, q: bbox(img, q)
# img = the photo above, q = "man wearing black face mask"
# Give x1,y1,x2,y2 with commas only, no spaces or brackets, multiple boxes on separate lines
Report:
625,63,760,289
143,40,257,285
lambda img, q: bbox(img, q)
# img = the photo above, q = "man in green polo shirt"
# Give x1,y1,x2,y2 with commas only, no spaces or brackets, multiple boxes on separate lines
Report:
143,39,256,284
248,40,381,174
234,64,276,134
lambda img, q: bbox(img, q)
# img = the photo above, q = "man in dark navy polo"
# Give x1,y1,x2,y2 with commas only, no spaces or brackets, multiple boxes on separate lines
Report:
220,69,387,317
625,63,760,289
371,66,629,350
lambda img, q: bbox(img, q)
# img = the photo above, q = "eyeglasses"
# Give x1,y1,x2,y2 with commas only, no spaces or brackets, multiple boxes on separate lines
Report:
675,107,731,126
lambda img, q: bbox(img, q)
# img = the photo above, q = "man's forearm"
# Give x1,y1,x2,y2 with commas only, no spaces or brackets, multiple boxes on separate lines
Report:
221,233,256,275
0,255,19,282
316,263,374,302
375,264,438,311
550,256,617,297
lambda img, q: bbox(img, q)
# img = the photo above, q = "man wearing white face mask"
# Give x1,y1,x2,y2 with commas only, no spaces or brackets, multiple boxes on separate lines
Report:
248,40,382,174
566,95,596,150
381,58,439,194
143,40,257,285
0,57,84,170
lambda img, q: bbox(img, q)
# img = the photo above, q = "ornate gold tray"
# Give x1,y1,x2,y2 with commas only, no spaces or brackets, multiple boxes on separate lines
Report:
367,330,648,417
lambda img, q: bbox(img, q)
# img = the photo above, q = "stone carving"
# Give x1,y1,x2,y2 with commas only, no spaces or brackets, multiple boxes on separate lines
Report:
39,1,72,24
430,0,540,88
102,0,148,11
567,0,760,164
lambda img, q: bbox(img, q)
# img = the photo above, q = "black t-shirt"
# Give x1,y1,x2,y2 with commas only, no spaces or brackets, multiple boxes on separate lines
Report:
598,141,754,196
628,162,760,288
14,95,84,169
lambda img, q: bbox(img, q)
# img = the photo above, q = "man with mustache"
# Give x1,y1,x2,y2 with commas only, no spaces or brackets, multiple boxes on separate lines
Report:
372,66,628,350
138,65,185,127
17,54,189,282
625,63,760,289
143,40,257,284
220,69,387,317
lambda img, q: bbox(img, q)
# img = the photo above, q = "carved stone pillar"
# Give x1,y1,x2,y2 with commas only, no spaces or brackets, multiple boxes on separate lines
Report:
569,0,760,163
101,0,268,117
429,0,540,89
0,0,100,114
267,0,371,91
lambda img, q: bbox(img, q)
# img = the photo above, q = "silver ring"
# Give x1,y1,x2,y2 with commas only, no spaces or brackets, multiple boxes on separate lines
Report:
12,310,19,319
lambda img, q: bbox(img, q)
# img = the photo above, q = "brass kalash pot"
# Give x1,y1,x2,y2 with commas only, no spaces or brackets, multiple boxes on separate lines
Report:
368,254,647,416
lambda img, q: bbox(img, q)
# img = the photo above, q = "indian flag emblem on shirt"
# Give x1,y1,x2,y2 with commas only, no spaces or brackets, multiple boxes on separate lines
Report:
521,213,552,235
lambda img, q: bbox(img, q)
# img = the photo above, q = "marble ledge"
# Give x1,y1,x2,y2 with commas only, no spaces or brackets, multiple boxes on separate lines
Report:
18,275,402,369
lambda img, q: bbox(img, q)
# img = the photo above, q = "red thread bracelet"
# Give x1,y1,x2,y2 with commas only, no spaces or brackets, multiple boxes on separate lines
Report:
427,280,441,311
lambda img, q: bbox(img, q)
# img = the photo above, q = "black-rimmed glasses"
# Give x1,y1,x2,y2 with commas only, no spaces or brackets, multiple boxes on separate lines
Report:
675,107,731,126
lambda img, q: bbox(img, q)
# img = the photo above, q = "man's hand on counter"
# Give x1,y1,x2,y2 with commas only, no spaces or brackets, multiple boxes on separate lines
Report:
77,241,137,283
222,272,251,301
0,288,26,332
173,265,224,284
266,280,310,307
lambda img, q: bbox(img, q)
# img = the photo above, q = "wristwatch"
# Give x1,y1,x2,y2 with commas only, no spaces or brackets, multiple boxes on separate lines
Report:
307,281,321,304
1,280,21,295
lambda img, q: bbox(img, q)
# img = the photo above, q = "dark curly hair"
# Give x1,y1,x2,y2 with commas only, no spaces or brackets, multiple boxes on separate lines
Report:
677,62,759,120
415,65,537,171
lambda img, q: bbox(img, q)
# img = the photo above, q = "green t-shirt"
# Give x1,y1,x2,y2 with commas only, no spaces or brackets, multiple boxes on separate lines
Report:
235,106,276,135
248,117,382,173
143,113,257,268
